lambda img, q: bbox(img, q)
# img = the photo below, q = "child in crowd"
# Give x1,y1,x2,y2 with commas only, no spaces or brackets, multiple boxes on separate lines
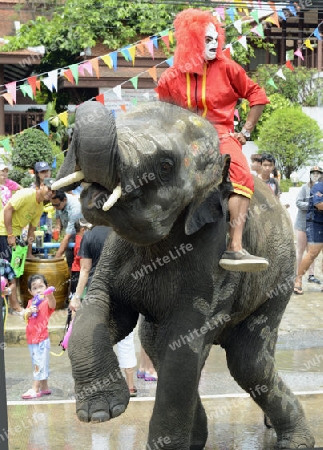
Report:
22,274,56,399
32,162,53,242
70,219,91,293
0,162,22,209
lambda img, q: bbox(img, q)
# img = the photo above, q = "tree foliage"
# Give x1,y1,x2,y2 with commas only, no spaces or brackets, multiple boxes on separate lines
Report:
12,128,53,169
257,107,323,178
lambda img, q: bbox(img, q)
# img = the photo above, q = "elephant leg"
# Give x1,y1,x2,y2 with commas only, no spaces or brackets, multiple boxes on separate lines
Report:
68,292,138,423
146,314,214,450
224,296,315,449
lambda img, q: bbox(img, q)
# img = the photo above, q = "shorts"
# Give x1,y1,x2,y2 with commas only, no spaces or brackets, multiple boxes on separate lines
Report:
306,221,323,244
117,332,137,369
219,134,254,199
28,338,51,381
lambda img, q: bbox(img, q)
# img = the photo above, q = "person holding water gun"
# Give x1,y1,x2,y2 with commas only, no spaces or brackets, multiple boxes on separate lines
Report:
22,274,56,399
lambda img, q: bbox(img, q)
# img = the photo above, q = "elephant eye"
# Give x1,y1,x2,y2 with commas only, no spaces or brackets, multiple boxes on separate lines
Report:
159,159,174,181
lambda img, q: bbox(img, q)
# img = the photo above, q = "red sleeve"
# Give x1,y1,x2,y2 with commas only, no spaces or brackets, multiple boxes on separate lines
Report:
226,61,269,107
157,69,177,103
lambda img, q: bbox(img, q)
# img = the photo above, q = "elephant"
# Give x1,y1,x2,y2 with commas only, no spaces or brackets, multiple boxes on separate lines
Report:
53,101,315,450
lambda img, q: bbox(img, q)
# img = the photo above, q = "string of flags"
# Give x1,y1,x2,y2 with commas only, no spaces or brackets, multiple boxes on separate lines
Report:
1,2,323,154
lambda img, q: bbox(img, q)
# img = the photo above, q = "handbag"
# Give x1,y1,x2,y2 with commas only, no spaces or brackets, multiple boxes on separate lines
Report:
10,243,28,278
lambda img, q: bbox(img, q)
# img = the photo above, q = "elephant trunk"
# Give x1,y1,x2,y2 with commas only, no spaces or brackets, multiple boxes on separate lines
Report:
53,102,120,193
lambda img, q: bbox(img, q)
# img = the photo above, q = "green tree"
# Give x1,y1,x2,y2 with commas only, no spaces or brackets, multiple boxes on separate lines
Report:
257,107,323,178
12,128,53,169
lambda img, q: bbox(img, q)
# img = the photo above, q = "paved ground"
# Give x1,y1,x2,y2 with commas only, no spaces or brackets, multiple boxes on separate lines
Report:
2,276,323,449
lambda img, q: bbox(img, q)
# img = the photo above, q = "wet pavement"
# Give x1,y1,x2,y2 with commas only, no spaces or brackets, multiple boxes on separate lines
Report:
3,276,323,449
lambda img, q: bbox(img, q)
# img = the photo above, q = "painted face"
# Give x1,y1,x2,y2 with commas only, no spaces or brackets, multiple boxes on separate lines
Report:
310,171,321,183
204,23,218,61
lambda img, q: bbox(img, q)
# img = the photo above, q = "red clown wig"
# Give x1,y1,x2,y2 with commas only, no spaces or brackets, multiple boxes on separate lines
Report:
173,8,225,75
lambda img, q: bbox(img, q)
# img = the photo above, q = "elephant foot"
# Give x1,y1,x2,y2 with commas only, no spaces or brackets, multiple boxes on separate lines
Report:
275,427,315,449
75,375,130,423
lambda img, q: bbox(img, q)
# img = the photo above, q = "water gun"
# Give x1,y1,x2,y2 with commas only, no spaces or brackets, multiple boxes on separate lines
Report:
61,319,73,350
31,286,55,318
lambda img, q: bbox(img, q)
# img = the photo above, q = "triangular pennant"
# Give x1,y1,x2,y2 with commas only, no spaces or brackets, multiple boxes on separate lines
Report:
165,56,174,66
277,10,286,21
120,48,131,62
215,7,225,21
113,85,122,100
0,137,11,153
128,46,136,66
52,157,57,169
69,64,79,85
64,68,75,84
305,39,314,51
226,7,236,23
136,43,145,55
159,29,169,37
120,104,127,112
58,111,68,126
225,44,234,56
288,5,297,16
234,19,242,34
250,9,259,24
43,69,58,92
147,66,157,82
161,35,170,49
286,60,294,71
101,54,113,69
314,28,322,41
294,49,304,60
276,68,286,80
20,84,34,99
131,98,138,106
223,47,232,59
237,36,248,50
39,120,49,135
151,36,158,49
143,93,150,100
286,49,294,61
95,93,105,105
109,52,118,71
27,76,37,97
241,101,247,113
142,38,154,59
5,81,16,104
1,93,14,106
251,24,264,38
130,76,138,89
266,12,280,28
36,80,41,91
79,61,93,76
267,78,278,89
234,109,240,121
169,30,174,44
90,58,100,78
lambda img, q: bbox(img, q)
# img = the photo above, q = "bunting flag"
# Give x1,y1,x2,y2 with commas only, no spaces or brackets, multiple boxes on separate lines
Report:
142,38,154,59
314,27,322,41
276,68,286,80
90,58,100,78
120,47,131,62
20,84,34,99
147,66,157,82
132,98,138,106
234,109,240,120
95,93,105,105
234,19,242,34
64,68,75,84
39,120,49,135
266,13,280,28
241,101,247,113
151,36,158,49
136,43,145,55
304,39,314,51
286,49,294,61
109,52,118,71
101,54,113,69
52,157,57,169
120,104,127,112
251,24,264,38
250,9,259,24
288,5,297,16
1,92,14,105
294,49,304,60
168,30,174,44
267,78,278,89
58,111,68,126
27,76,37,96
42,69,58,92
165,56,174,66
225,43,234,55
5,81,17,104
0,137,11,153
277,10,286,21
215,7,225,21
113,85,122,100
130,76,138,89
286,60,294,71
128,46,136,66
36,80,41,91
69,64,79,85
79,61,93,76
161,35,170,49
237,36,248,50
143,93,150,100
226,7,236,23
223,47,232,59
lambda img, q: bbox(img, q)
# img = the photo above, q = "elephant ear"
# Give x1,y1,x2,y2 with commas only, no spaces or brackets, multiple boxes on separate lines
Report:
185,154,232,235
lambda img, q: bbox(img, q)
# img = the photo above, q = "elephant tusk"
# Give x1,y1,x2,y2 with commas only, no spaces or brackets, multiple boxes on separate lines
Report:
51,171,85,190
81,182,92,189
102,185,122,211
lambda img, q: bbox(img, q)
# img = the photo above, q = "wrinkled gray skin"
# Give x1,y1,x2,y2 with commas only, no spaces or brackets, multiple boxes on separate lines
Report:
58,101,314,450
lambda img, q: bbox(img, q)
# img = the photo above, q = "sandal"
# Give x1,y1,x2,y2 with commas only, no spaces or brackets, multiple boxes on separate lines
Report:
144,372,158,381
293,285,303,295
129,387,137,397
137,370,145,379
40,390,52,395
22,389,42,399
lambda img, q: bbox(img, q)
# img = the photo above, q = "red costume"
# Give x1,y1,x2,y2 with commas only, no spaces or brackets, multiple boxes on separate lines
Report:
157,9,269,199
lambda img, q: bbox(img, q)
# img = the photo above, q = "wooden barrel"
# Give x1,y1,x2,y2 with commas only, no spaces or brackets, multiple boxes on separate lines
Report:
19,257,70,309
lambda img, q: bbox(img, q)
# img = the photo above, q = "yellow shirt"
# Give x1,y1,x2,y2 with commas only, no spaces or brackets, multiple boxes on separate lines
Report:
0,188,44,236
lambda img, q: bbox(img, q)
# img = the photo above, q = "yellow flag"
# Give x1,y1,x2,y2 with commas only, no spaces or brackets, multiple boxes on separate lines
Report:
305,39,314,51
58,111,68,127
101,55,113,69
128,46,136,66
